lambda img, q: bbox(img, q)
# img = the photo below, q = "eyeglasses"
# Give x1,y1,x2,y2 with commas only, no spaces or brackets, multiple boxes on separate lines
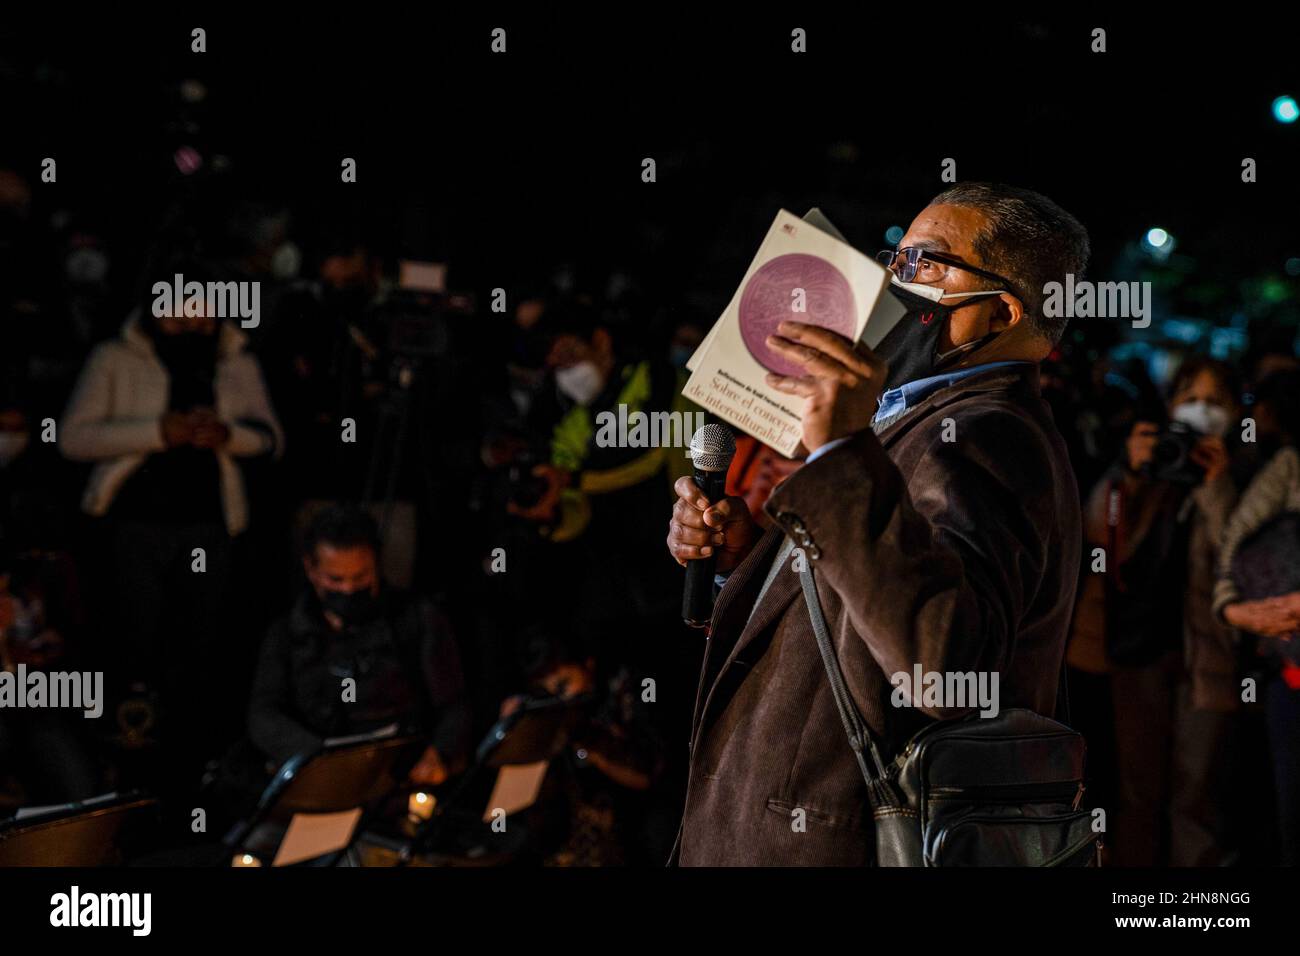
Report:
876,246,1017,291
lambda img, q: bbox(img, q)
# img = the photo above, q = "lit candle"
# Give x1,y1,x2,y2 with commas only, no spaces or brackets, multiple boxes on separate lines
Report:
408,791,436,821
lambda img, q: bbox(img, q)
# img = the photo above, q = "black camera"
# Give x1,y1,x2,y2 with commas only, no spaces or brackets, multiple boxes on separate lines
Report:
507,448,552,511
1146,420,1205,485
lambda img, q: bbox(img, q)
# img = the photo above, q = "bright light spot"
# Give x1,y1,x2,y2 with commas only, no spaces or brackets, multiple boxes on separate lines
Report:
1146,228,1170,249
1273,95,1299,124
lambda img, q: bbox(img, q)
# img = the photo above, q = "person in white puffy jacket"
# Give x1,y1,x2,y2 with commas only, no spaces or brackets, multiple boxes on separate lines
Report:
58,295,283,796
60,307,283,534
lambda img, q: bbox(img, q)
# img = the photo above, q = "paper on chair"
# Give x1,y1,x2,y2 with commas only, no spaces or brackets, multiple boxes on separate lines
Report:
272,807,363,866
482,761,549,821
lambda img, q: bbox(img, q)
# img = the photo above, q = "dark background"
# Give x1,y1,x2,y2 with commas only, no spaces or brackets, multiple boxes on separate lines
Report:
1,12,1298,868
6,14,1298,330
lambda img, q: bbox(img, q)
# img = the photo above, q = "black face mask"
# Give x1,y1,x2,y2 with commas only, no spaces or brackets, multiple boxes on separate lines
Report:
874,283,1005,392
150,326,219,374
319,587,379,627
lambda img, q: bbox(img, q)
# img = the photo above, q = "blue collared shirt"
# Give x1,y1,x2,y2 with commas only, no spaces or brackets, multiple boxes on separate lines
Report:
806,360,1033,463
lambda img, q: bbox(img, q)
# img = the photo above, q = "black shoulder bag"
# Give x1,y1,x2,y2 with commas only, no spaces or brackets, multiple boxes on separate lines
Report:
799,565,1100,867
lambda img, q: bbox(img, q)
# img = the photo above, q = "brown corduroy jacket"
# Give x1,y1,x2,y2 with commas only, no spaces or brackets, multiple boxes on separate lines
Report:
673,364,1082,866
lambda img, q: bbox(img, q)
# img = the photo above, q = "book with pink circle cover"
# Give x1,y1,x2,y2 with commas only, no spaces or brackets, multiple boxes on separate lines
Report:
682,208,905,457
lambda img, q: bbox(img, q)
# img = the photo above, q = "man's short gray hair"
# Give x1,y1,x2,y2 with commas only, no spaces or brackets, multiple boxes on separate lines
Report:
930,182,1090,344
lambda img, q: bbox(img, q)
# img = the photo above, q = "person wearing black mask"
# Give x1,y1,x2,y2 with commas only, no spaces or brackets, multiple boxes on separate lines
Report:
247,505,470,786
665,183,1090,865
60,259,283,805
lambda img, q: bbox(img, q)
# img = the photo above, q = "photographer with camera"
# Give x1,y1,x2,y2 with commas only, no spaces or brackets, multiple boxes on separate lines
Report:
506,299,680,645
1069,356,1242,866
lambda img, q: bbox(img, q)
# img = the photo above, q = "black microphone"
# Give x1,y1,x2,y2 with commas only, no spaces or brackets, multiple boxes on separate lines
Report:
682,423,737,628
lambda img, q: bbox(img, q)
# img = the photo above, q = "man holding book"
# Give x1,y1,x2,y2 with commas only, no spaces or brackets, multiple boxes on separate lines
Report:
666,183,1090,865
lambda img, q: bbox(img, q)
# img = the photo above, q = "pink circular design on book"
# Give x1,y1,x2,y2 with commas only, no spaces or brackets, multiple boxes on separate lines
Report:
738,253,857,378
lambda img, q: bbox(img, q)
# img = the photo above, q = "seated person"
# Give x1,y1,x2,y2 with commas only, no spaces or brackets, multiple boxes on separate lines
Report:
498,651,664,866
248,505,470,787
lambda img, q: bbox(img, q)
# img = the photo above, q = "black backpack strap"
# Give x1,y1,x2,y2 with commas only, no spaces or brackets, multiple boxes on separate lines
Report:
798,565,889,780
801,562,1075,785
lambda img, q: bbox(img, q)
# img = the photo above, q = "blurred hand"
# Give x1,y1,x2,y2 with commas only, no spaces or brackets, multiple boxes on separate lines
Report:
1125,421,1160,473
1190,435,1230,484
160,411,194,447
762,321,887,453
1224,593,1300,638
188,408,231,449
507,463,569,523
539,662,594,698
408,745,449,787
667,475,758,574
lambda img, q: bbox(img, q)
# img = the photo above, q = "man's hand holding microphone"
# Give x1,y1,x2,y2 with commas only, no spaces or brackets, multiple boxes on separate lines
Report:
667,476,758,574
667,321,888,624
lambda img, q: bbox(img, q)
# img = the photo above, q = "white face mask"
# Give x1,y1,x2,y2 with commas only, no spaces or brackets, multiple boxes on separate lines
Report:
889,275,1009,304
271,241,302,280
555,361,605,406
1171,399,1232,438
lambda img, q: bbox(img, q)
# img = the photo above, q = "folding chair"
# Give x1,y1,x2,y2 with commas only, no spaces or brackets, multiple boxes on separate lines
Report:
223,728,426,867
0,791,158,866
415,692,588,861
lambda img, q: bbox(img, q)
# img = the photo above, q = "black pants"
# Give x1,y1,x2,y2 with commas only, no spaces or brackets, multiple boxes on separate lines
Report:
1111,651,1237,866
1265,672,1300,865
108,518,235,790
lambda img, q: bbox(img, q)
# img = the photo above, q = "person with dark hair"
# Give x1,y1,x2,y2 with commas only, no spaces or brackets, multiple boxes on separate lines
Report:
509,297,677,539
0,545,99,805
508,296,682,664
247,504,469,785
924,181,1092,345
1241,367,1300,474
1068,356,1243,865
1211,367,1300,864
58,254,283,799
666,184,1089,864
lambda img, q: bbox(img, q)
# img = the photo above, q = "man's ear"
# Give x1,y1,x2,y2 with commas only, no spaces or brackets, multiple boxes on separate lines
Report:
993,292,1025,332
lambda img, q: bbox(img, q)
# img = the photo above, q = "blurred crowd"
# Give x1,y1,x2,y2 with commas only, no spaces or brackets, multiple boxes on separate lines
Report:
1,161,1298,866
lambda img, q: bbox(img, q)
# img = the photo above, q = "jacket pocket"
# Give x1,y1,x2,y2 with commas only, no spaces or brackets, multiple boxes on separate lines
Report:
925,807,1098,867
766,797,868,833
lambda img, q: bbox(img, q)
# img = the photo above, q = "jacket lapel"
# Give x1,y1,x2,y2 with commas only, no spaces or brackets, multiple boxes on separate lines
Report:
722,543,801,669
690,530,780,708
694,527,804,738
